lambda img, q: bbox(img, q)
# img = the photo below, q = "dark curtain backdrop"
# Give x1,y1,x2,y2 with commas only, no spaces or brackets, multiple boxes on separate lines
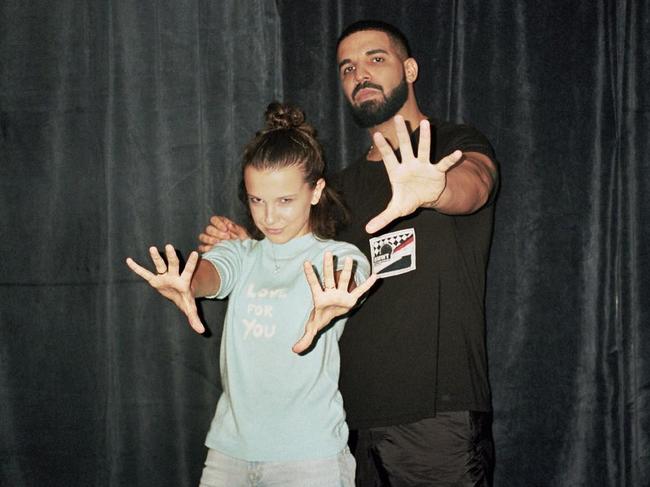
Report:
1,1,647,486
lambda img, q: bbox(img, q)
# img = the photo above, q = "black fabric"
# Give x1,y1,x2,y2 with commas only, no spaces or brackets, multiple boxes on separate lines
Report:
336,122,495,428
1,1,649,486
353,411,494,487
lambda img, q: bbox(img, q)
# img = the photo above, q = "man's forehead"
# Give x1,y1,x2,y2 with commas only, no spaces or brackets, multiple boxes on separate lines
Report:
337,30,394,59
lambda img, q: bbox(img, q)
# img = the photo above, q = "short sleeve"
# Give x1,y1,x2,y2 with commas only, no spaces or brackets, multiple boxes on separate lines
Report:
201,240,247,299
435,122,499,205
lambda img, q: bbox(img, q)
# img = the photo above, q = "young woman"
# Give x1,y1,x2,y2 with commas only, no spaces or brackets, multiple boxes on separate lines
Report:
126,102,376,486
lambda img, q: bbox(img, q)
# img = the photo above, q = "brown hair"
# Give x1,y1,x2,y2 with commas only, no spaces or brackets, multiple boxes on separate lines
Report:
240,102,348,240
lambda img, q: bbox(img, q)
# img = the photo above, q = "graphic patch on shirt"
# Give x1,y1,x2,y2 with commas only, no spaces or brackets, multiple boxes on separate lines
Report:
369,228,416,278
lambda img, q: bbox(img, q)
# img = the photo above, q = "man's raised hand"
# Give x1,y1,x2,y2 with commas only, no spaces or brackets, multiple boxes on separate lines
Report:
365,116,463,234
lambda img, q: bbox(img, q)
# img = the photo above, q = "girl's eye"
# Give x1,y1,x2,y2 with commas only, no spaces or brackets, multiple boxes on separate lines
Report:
249,197,261,204
280,198,293,204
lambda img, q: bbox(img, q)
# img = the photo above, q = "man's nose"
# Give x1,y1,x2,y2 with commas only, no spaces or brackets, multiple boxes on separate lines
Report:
354,66,370,83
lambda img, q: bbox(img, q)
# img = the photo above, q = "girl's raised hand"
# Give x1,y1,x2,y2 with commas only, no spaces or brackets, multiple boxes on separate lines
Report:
126,244,206,334
293,252,377,354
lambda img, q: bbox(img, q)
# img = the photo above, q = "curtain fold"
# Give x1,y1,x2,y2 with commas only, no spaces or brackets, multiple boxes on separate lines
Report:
1,1,647,485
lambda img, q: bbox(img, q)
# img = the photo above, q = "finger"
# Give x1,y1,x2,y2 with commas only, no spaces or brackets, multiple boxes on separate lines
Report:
365,201,401,234
198,232,221,246
183,297,206,334
322,252,336,290
205,226,230,240
231,223,250,240
209,215,231,233
303,261,323,294
436,150,463,172
125,257,156,282
337,257,354,290
394,115,415,161
292,324,317,354
165,244,180,274
373,131,399,172
351,273,378,299
417,119,431,162
198,243,214,253
149,246,167,274
181,251,199,280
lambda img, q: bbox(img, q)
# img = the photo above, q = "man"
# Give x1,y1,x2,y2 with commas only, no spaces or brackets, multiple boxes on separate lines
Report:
199,20,498,486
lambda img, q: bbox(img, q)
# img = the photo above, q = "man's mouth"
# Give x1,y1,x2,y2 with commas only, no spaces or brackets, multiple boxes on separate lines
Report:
354,88,381,103
352,82,383,101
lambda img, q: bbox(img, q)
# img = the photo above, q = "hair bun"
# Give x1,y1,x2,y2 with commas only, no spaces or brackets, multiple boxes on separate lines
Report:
264,102,308,131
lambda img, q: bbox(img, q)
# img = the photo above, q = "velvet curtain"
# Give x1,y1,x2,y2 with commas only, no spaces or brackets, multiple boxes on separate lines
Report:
1,1,647,485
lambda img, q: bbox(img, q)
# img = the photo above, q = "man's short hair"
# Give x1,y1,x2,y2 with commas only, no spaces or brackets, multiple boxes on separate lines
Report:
336,20,412,60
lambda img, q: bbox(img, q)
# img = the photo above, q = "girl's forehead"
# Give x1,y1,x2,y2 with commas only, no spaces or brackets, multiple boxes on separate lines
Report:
244,165,307,195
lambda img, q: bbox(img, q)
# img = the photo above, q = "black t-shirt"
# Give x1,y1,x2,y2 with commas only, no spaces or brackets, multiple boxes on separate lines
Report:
334,120,497,429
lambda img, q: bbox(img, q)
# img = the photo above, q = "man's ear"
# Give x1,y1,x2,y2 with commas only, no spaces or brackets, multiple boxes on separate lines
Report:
311,178,326,205
404,58,419,83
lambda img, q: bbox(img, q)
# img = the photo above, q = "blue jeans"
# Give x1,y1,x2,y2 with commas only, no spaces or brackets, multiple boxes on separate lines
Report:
199,447,356,487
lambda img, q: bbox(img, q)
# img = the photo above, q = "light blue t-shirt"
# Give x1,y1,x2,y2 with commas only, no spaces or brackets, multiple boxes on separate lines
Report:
201,233,370,462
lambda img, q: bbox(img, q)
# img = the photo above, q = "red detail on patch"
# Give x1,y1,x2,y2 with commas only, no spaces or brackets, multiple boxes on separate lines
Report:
393,235,414,253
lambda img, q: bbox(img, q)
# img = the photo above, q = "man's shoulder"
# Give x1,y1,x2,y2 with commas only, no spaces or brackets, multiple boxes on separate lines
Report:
429,118,495,159
330,154,368,190
336,154,367,176
430,118,487,138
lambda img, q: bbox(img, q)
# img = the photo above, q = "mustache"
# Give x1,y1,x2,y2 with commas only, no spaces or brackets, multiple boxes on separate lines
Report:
352,81,384,100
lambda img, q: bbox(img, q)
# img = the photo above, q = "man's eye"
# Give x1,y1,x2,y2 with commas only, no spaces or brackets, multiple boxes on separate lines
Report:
372,56,384,63
342,65,354,75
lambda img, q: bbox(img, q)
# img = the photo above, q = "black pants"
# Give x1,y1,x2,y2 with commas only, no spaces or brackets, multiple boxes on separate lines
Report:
350,411,494,487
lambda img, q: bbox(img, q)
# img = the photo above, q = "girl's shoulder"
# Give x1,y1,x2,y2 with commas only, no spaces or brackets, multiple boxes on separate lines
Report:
202,237,262,261
315,237,363,254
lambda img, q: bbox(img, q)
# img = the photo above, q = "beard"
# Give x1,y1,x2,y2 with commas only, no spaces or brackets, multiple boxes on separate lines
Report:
346,75,409,128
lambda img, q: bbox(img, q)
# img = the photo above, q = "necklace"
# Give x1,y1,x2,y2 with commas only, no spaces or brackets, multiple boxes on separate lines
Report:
269,242,280,274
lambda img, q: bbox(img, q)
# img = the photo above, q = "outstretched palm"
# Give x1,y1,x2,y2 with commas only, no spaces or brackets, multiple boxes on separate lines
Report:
125,244,206,334
292,252,377,354
365,115,464,234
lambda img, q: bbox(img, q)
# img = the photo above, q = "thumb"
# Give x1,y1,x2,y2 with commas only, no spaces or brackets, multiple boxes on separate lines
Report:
436,150,463,172
188,313,206,334
365,204,400,234
292,324,317,354
184,297,206,334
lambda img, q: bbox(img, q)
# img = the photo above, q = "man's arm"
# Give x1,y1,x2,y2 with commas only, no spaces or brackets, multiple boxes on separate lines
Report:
365,116,497,234
421,151,497,215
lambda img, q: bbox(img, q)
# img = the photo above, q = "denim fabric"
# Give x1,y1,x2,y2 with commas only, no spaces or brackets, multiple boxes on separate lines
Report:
199,447,356,487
